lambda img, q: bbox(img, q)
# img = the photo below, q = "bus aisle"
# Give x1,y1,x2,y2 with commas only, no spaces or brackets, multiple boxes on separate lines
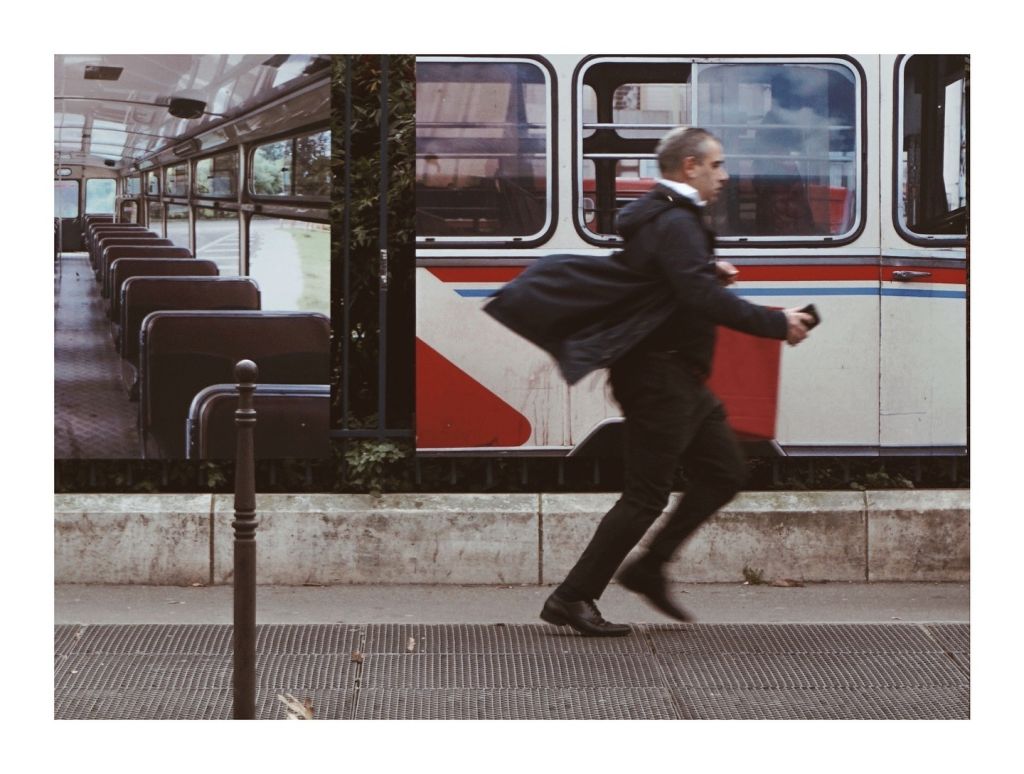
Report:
55,251,138,459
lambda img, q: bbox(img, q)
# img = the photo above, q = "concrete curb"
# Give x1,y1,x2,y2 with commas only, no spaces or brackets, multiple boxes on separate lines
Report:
54,490,969,585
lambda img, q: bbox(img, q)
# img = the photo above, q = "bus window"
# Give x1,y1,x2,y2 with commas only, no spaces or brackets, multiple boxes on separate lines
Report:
196,207,238,275
416,59,551,241
165,163,188,197
124,176,142,197
85,179,116,214
166,204,190,249
898,55,967,239
251,129,330,198
195,150,239,197
250,215,330,315
146,171,160,196
54,180,79,218
120,200,138,223
576,58,859,242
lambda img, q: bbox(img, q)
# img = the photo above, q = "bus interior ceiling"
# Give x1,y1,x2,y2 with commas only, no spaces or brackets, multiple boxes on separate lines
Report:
54,54,332,461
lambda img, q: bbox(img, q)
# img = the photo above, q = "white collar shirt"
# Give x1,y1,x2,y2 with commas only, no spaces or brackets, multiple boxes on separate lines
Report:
655,178,705,207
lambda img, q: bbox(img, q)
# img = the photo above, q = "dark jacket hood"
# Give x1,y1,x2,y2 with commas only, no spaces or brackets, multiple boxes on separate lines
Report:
616,184,702,239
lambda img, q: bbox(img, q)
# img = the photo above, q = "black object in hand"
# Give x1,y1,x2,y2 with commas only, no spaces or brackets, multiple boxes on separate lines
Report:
798,303,820,329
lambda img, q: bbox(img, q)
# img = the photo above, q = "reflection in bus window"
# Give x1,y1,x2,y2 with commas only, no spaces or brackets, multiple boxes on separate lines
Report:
899,55,967,237
85,179,116,214
249,216,330,315
146,171,160,196
195,151,239,197
196,208,239,276
416,60,550,240
251,130,330,198
700,63,857,238
166,204,189,249
294,131,330,197
54,180,79,217
165,163,188,197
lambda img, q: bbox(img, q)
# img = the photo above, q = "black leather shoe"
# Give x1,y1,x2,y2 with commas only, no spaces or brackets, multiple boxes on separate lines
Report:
540,594,631,637
617,560,693,622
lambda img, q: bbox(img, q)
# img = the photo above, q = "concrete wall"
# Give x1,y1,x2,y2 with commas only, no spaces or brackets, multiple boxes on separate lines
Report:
54,490,969,585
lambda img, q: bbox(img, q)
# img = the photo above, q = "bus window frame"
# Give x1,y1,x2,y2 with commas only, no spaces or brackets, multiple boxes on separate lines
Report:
414,55,558,250
571,55,867,249
892,54,968,248
247,121,332,203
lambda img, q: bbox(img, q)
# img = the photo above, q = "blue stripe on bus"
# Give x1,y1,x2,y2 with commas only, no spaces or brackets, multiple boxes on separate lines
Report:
454,287,966,299
878,288,967,299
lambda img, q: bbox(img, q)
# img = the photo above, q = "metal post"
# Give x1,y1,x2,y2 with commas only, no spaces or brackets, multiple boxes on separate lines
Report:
378,55,390,436
232,359,258,719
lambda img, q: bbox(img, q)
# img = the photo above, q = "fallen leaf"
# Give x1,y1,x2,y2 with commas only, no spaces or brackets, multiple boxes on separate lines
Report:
770,578,804,587
406,637,417,653
190,583,204,587
351,650,364,663
277,693,314,720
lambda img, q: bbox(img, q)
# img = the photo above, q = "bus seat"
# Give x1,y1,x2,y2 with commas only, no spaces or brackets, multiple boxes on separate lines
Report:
82,214,114,233
101,245,193,298
119,276,261,397
94,236,170,277
108,257,215,324
86,224,150,257
87,225,153,268
185,383,330,459
138,311,330,459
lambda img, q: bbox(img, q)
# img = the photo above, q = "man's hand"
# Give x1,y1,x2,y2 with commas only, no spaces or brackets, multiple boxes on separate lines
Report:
783,308,814,345
715,260,739,286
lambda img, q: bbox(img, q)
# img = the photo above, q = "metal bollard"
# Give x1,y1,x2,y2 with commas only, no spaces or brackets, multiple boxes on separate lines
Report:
232,359,258,719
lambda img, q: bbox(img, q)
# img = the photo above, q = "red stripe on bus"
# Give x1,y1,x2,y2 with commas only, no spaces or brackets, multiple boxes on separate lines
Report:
428,264,966,285
428,267,525,282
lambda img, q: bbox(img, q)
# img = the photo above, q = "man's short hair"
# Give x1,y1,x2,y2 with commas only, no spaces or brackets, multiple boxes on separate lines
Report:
656,127,719,175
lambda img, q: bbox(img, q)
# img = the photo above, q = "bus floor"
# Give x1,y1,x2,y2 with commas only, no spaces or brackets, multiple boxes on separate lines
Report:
55,252,140,459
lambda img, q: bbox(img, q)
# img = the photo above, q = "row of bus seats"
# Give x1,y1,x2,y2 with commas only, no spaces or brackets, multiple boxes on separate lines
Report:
81,218,331,460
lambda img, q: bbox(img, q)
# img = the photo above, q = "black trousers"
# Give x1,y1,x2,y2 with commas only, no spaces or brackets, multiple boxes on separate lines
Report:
558,350,748,601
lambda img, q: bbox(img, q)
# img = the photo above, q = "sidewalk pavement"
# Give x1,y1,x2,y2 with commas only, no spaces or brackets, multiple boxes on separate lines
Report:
54,582,969,720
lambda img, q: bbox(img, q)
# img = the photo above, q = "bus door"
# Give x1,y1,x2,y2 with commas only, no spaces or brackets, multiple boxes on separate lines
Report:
54,172,83,252
879,55,968,450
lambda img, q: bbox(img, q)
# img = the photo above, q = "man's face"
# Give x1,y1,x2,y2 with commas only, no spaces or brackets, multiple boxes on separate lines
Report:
686,139,729,204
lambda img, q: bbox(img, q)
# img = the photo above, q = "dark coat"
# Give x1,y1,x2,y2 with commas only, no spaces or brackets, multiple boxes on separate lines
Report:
483,184,788,385
617,185,789,375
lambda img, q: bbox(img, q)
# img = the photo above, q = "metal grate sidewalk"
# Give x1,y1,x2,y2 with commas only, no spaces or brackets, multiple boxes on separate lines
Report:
54,622,969,720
